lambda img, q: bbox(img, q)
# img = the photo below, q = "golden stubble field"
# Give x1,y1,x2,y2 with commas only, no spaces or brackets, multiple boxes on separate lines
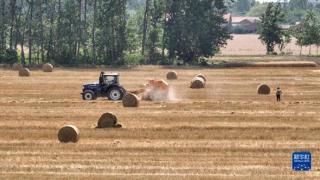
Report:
0,66,320,179
221,34,319,56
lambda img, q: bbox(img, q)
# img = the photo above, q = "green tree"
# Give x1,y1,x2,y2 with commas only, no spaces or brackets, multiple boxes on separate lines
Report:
258,3,285,54
147,0,165,64
246,3,268,17
292,11,320,56
27,0,34,66
91,0,98,64
165,0,230,64
126,8,144,54
95,0,127,65
289,0,308,10
141,0,150,55
0,0,7,55
292,22,305,56
300,11,320,55
234,0,251,15
278,30,292,54
0,0,234,66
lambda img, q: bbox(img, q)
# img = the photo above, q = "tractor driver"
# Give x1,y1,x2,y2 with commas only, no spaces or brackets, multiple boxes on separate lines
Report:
99,72,105,85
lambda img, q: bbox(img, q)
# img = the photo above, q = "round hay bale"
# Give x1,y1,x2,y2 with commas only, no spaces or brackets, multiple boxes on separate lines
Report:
97,113,118,128
115,124,122,128
257,84,271,95
12,63,23,71
190,77,205,89
122,93,139,107
42,63,54,72
19,68,31,77
195,74,206,82
58,125,80,143
166,71,178,80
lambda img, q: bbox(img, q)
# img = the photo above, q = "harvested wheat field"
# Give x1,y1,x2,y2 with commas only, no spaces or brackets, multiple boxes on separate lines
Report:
221,34,320,56
0,66,320,179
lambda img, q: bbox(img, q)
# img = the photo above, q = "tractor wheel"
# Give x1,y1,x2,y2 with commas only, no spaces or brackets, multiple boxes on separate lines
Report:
83,90,95,100
107,87,124,101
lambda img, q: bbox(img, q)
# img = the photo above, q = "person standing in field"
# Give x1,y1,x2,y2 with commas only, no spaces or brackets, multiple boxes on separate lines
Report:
276,87,282,102
99,72,105,85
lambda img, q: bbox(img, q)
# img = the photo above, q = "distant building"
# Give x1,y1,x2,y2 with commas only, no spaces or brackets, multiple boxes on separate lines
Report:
224,14,260,34
232,16,260,33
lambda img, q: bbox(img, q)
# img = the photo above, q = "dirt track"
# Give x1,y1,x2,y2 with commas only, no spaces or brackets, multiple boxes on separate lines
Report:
0,66,320,179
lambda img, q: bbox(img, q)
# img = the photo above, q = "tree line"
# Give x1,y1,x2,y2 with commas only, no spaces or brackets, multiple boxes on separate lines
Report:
0,0,230,66
258,2,320,55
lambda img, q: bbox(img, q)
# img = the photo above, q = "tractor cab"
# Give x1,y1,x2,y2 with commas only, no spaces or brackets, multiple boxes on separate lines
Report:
100,73,120,86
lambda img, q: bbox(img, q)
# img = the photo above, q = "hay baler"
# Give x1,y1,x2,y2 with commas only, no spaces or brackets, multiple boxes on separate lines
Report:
130,79,169,101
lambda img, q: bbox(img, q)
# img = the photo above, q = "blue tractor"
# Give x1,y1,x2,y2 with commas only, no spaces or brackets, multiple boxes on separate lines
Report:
82,72,126,101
